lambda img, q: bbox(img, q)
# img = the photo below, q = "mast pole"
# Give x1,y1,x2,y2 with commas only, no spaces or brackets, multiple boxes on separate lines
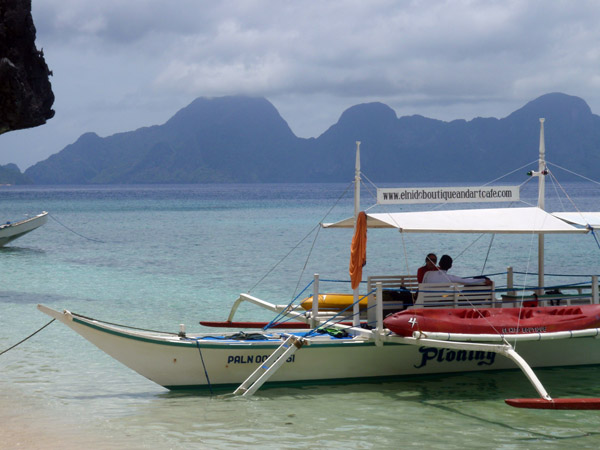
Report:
353,141,361,327
354,141,361,221
537,118,546,294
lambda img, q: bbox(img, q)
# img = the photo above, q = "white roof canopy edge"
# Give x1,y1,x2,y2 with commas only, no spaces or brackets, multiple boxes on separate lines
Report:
322,207,590,234
551,212,600,229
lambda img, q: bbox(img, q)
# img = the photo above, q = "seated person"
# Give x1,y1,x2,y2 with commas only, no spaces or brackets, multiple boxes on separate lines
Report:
417,253,438,283
422,254,492,286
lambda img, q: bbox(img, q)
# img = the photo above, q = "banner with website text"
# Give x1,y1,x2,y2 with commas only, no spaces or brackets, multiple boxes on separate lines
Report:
377,186,520,204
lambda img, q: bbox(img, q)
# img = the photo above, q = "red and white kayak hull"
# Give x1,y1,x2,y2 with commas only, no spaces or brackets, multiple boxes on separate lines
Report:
384,305,600,337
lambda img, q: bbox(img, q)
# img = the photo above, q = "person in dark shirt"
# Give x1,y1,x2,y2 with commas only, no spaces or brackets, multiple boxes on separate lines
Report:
417,253,438,283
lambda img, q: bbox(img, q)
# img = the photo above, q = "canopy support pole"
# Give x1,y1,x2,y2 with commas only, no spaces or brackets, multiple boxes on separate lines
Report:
375,282,384,338
537,118,546,294
311,273,319,329
507,266,515,297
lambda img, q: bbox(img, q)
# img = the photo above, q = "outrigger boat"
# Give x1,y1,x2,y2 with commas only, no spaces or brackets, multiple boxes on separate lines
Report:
39,119,600,408
0,211,48,247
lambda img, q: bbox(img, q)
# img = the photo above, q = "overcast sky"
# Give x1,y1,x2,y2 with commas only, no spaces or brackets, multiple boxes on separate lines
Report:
2,0,600,170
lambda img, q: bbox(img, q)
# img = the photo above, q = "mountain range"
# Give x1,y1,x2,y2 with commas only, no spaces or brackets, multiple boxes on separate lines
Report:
8,92,600,184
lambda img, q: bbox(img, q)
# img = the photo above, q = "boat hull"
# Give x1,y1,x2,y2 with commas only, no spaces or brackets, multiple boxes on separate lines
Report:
384,305,600,337
0,212,48,246
38,305,600,391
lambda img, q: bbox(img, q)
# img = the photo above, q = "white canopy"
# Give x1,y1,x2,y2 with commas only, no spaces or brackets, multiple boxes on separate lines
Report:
322,207,589,234
551,212,600,229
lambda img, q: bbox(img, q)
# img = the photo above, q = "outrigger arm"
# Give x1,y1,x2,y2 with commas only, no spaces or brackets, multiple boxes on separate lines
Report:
227,293,311,324
390,332,600,410
393,336,551,400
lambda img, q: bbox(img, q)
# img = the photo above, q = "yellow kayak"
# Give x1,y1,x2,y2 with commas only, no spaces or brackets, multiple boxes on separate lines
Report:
299,293,367,311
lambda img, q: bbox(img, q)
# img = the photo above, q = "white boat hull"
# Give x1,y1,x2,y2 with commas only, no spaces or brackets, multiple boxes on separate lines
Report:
38,305,600,391
0,212,48,246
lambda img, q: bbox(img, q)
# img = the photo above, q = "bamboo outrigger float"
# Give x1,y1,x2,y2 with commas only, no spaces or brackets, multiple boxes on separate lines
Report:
39,120,600,408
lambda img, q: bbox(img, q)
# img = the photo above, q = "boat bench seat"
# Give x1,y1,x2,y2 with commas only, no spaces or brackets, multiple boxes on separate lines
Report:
365,275,419,324
413,282,496,308
367,275,420,293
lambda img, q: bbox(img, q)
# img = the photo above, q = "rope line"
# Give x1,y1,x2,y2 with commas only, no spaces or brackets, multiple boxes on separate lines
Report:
454,233,486,260
546,169,584,214
290,225,321,301
305,289,375,337
263,280,314,330
511,271,598,278
49,214,105,243
247,181,354,294
547,161,600,186
0,319,55,356
480,159,539,187
194,341,213,395
547,172,567,211
590,229,600,252
481,234,495,275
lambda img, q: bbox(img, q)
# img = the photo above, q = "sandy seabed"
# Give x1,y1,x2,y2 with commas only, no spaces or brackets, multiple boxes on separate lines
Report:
0,399,143,450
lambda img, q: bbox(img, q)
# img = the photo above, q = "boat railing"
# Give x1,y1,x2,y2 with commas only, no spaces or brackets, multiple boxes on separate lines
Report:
228,273,600,330
228,278,366,329
505,266,599,306
366,275,418,323
412,282,497,308
499,286,598,307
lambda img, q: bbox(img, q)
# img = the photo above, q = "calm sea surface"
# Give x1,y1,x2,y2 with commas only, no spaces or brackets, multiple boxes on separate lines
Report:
2,182,600,449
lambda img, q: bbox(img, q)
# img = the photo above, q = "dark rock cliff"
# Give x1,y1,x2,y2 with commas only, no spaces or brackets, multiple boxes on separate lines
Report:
0,0,54,134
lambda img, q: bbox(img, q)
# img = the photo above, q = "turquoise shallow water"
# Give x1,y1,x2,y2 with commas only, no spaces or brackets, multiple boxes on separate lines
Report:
2,182,600,449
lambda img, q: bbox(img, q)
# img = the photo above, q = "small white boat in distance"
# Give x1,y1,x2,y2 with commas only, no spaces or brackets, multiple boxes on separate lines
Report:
0,212,48,247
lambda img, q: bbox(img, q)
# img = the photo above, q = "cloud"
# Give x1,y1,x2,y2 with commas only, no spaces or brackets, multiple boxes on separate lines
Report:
33,0,600,103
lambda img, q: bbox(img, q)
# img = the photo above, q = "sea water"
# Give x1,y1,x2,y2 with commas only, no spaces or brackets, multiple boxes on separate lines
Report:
2,182,600,449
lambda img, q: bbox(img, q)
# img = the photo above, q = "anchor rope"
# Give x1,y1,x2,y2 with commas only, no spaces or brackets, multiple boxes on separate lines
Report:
0,319,55,356
194,340,213,395
49,213,105,243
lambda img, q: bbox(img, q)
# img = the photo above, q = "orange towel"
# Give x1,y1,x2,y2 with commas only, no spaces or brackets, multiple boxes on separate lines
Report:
349,211,367,290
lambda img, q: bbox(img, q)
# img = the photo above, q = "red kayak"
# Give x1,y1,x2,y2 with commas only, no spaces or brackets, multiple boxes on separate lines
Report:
383,305,600,337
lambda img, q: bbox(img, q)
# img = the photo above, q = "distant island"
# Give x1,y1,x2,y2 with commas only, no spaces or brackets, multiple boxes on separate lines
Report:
0,163,31,184
3,92,600,184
